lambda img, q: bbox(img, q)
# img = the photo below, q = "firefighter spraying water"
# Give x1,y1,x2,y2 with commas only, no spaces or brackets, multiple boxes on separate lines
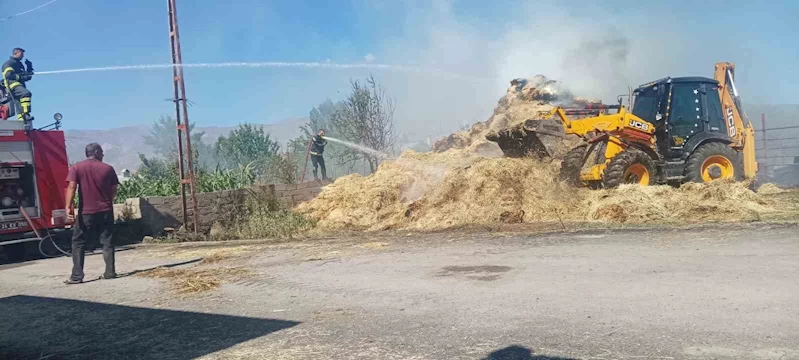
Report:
300,131,394,183
0,47,71,262
310,129,329,181
2,47,34,122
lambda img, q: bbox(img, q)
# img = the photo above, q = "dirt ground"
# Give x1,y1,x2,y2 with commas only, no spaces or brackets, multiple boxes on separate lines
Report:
1,224,798,360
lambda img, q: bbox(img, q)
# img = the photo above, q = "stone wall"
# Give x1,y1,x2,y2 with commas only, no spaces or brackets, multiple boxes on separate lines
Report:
113,181,327,235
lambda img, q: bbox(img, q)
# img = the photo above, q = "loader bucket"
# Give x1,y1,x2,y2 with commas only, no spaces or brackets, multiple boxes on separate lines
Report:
485,119,568,160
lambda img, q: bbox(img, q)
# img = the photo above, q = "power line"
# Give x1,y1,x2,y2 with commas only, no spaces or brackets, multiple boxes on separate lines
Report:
0,0,59,22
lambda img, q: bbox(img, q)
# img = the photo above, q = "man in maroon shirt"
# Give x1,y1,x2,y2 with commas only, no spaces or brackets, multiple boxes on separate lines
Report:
64,143,120,284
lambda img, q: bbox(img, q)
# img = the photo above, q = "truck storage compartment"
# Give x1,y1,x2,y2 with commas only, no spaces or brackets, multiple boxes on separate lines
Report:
0,165,39,221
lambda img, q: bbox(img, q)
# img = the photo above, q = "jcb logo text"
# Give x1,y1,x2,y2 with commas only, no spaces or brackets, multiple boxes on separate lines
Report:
726,107,736,137
629,120,650,132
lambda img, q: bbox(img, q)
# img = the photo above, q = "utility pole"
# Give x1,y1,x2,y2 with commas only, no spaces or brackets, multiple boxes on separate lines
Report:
761,113,768,180
167,0,199,232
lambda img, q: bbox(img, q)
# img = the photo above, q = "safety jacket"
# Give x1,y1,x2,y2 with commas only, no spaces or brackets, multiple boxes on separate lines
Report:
2,57,27,90
310,135,327,156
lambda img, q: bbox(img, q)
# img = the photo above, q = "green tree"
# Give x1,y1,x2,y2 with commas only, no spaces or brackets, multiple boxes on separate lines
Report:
142,116,220,170
330,74,397,173
136,154,176,179
302,99,337,138
215,123,281,175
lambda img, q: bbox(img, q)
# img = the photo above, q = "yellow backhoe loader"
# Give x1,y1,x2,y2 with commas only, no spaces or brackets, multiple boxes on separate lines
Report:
486,62,757,188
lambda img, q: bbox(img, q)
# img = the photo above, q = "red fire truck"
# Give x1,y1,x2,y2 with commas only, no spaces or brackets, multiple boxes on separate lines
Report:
0,88,71,262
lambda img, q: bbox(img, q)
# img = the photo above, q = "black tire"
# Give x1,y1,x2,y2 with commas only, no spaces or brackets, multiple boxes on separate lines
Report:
603,148,657,188
559,145,588,187
684,142,744,183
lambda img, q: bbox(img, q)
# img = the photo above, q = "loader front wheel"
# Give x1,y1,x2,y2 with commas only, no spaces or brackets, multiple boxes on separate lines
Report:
559,145,588,187
684,142,744,183
603,148,656,188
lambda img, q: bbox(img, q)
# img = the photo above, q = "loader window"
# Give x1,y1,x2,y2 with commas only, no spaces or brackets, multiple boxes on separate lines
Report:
705,86,724,132
632,90,658,122
669,84,702,139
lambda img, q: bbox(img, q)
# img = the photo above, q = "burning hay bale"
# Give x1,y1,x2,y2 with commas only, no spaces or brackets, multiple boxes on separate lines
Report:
432,75,564,154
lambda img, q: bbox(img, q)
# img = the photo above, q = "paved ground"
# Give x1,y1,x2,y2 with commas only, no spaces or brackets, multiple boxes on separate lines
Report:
1,225,798,359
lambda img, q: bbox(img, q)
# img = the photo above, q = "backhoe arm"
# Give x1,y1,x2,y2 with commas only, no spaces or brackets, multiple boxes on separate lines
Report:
713,62,757,178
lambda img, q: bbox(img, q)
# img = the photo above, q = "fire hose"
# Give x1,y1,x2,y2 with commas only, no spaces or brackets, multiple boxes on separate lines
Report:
19,205,71,257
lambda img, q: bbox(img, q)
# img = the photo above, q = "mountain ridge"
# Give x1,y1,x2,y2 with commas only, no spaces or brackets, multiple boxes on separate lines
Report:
64,118,307,170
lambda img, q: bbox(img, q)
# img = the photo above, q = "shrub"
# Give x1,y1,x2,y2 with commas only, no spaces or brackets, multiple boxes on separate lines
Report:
211,187,314,240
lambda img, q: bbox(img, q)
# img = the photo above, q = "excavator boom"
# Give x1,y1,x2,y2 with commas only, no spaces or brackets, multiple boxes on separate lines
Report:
714,62,758,178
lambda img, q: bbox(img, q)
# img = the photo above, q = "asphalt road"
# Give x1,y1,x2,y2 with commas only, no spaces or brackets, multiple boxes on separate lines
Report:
1,225,798,359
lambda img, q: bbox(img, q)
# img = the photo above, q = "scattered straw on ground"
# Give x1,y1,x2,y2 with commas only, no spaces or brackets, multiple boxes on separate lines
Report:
153,246,259,264
356,242,389,249
137,266,254,294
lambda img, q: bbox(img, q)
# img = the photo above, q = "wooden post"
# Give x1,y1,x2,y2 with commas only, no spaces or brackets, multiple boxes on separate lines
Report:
167,0,199,232
299,139,312,183
761,113,768,179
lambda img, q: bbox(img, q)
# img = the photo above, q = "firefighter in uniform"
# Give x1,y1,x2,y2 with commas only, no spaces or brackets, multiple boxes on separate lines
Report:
2,48,34,122
310,129,329,181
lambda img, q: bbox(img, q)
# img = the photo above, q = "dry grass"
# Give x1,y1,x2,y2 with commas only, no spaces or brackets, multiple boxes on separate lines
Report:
584,180,776,223
137,266,254,294
757,183,786,195
356,242,388,249
296,151,798,231
152,245,259,264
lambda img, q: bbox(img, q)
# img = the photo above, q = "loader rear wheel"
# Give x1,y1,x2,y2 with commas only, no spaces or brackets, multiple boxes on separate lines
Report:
603,148,656,188
559,145,588,187
684,142,744,183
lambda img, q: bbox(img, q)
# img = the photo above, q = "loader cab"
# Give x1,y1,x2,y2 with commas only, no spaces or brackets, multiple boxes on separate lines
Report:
632,77,728,161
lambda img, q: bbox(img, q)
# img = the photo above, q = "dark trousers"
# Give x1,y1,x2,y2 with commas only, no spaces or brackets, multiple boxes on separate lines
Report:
311,154,327,179
71,211,115,281
7,84,31,118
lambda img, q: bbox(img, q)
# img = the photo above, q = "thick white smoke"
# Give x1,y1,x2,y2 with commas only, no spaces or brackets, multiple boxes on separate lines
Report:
359,0,750,143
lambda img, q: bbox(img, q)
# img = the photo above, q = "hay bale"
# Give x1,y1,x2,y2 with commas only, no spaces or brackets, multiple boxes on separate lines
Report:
430,76,563,153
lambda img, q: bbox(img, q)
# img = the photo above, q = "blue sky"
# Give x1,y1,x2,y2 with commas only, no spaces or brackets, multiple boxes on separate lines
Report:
1,0,797,139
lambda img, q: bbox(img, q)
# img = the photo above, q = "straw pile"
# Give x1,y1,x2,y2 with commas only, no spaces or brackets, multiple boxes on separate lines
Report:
296,76,795,231
297,150,787,230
